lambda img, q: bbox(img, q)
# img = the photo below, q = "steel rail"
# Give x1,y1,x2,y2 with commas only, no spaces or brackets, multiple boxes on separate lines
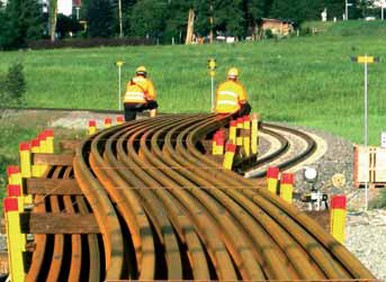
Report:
73,137,125,279
180,114,375,280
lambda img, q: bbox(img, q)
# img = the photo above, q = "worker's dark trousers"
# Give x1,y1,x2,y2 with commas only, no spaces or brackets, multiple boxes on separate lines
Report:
235,102,251,117
124,101,159,122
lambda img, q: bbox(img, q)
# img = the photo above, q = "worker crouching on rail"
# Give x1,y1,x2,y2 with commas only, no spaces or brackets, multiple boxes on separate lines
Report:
123,66,158,121
215,67,251,117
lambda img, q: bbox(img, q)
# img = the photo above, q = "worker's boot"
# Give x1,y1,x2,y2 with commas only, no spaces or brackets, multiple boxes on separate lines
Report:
150,109,157,118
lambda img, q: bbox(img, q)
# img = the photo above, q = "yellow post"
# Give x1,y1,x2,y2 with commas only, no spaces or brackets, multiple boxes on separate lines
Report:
236,117,243,147
330,195,347,244
38,132,47,153
223,143,236,170
217,130,225,156
117,116,124,125
4,198,26,282
31,138,43,177
251,113,259,155
104,117,112,129
212,132,219,155
280,173,295,204
88,120,97,135
229,120,237,144
266,166,279,194
243,115,251,157
19,142,31,178
44,129,55,153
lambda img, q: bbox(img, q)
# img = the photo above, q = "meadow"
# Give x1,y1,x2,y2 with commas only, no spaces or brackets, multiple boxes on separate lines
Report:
1,20,386,146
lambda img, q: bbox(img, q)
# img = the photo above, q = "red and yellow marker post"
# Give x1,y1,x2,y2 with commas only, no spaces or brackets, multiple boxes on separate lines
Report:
117,116,124,125
7,166,21,186
31,138,43,177
330,195,347,244
4,198,26,282
44,129,54,153
229,120,237,145
243,115,251,157
216,130,225,155
104,117,112,129
236,117,244,147
223,143,237,170
19,142,31,179
88,120,97,135
251,113,259,155
267,166,280,194
280,173,295,204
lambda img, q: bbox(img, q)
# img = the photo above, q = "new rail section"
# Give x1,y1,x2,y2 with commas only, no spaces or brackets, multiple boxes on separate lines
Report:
7,113,375,281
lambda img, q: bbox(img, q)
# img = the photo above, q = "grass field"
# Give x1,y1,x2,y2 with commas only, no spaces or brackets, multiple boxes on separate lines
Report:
1,20,386,146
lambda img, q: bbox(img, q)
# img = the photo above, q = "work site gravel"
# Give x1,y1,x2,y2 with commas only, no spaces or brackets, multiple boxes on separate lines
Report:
1,109,385,280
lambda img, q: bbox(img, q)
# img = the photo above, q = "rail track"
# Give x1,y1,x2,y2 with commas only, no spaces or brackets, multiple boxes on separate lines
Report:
16,113,376,281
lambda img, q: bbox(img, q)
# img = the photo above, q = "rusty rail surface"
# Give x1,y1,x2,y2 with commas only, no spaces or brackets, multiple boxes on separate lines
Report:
24,114,375,281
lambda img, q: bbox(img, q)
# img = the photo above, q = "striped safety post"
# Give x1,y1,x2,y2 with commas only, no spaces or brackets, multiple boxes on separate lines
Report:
212,132,220,155
19,142,31,178
4,198,26,282
330,195,347,244
7,166,32,205
38,132,47,153
88,120,97,135
267,166,280,194
223,143,237,170
229,120,237,145
31,138,42,177
251,113,259,155
280,173,295,204
7,166,21,186
117,116,124,125
243,115,251,157
104,117,112,129
216,130,225,155
44,129,54,153
236,117,244,147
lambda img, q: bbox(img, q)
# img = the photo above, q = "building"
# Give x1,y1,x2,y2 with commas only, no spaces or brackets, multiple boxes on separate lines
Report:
258,18,295,37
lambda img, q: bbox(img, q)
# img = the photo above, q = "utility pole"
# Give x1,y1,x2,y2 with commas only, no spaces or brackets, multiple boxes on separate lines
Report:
118,0,123,38
381,0,385,20
209,2,214,44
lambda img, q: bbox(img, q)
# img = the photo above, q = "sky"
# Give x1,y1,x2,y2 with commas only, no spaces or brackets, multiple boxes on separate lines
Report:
58,0,72,16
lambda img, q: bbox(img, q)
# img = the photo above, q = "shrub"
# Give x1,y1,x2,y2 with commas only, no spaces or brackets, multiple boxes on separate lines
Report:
1,62,26,107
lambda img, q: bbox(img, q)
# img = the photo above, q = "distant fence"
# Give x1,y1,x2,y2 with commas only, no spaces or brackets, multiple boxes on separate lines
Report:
28,38,155,50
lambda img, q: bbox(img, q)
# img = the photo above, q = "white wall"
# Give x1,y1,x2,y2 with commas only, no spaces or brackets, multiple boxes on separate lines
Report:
58,0,72,16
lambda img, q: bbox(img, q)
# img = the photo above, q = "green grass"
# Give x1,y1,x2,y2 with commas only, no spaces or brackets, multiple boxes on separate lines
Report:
1,21,386,145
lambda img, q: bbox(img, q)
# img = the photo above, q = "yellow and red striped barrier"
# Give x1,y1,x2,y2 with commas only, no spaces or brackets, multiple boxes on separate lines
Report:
280,173,295,204
267,166,279,194
212,130,225,156
223,143,237,170
31,138,43,177
236,117,244,147
330,195,347,244
7,166,21,186
4,197,26,282
44,129,55,153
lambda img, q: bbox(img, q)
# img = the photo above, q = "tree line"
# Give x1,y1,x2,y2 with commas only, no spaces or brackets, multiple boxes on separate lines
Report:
0,0,381,49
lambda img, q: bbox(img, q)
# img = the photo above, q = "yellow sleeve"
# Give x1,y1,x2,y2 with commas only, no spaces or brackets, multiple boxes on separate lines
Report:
147,79,157,100
238,82,248,103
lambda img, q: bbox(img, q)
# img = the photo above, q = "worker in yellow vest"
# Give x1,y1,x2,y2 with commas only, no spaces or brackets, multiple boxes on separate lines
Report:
215,68,251,117
123,66,158,121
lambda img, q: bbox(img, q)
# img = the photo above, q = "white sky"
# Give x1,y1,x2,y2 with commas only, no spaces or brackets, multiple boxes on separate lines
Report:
58,0,72,16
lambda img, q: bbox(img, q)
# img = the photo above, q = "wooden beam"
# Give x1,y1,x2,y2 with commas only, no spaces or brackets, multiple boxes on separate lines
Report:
20,213,100,234
32,153,74,166
25,178,82,195
59,140,80,152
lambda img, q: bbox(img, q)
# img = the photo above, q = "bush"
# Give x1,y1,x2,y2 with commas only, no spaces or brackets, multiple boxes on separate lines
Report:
0,62,26,108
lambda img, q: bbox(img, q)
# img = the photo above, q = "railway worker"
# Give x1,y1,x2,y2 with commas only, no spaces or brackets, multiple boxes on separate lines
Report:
215,67,251,117
123,66,158,121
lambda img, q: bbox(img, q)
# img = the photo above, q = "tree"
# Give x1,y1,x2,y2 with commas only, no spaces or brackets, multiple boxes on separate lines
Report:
129,0,167,39
87,0,115,37
49,0,58,41
56,14,82,39
1,0,43,49
0,62,26,107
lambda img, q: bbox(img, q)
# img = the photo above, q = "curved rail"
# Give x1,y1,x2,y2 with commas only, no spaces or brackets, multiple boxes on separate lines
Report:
24,114,374,281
